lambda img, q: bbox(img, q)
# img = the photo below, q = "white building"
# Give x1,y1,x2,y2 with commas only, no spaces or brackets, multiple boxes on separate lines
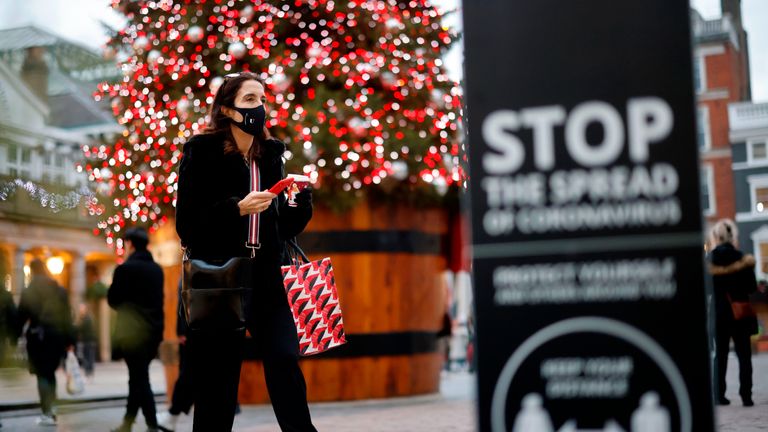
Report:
0,26,121,360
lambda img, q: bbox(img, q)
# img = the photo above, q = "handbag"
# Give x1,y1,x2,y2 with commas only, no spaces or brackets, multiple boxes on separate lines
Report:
181,255,251,330
726,293,756,320
282,239,346,356
180,156,263,331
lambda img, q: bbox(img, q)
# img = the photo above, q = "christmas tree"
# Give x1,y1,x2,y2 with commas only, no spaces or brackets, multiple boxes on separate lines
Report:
85,0,464,249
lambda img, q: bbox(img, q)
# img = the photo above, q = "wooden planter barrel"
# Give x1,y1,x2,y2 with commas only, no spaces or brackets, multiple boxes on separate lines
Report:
158,202,449,403
238,202,448,402
152,222,184,403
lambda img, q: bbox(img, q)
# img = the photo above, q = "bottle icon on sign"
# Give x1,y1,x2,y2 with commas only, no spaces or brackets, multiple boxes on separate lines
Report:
631,392,670,432
511,391,670,432
512,393,554,432
556,420,624,432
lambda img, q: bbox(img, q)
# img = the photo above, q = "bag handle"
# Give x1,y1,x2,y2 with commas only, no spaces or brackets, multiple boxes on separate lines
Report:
286,238,310,266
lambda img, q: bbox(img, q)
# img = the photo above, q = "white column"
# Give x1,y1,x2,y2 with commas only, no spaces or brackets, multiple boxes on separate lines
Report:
455,271,473,323
12,245,27,302
69,251,87,310
99,299,111,362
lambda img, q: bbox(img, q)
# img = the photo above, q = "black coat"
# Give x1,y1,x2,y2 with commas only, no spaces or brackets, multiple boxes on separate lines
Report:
17,275,75,374
175,133,312,263
0,288,15,366
0,288,16,346
175,133,313,315
108,250,164,358
708,242,758,331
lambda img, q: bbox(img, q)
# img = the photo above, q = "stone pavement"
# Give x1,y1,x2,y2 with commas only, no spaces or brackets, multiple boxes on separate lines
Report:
715,352,768,432
0,355,766,431
0,360,167,408
0,370,475,432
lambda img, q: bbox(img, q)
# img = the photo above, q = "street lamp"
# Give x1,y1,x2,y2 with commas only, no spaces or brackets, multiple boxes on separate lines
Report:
46,256,65,275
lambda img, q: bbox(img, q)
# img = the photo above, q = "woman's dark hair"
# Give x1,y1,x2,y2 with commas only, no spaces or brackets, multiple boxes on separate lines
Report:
202,71,270,160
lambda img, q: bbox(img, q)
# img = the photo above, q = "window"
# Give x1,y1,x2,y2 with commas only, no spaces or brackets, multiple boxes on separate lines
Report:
701,165,715,215
41,146,72,186
4,143,32,179
7,144,16,163
0,143,6,173
748,139,768,163
749,175,768,215
697,106,711,150
760,243,768,275
757,187,768,213
694,56,706,93
752,225,768,278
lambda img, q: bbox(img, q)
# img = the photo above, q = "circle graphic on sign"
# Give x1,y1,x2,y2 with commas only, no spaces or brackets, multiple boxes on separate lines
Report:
491,317,691,432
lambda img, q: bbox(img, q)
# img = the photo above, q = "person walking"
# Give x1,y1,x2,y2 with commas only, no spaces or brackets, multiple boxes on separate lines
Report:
0,283,17,430
0,285,16,367
76,303,97,379
16,259,75,426
708,219,758,407
175,71,316,432
108,228,165,432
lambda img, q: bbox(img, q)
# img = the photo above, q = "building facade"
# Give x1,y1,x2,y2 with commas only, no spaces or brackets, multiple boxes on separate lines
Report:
0,26,121,360
692,1,751,229
731,102,768,277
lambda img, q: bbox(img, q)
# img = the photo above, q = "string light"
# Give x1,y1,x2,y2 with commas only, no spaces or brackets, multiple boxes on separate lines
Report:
0,179,103,215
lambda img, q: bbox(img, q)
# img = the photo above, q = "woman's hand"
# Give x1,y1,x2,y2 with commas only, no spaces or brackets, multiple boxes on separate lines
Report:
238,190,277,215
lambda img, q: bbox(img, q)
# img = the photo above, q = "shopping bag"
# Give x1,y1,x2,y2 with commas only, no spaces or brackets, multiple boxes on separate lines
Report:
65,350,85,395
281,241,346,356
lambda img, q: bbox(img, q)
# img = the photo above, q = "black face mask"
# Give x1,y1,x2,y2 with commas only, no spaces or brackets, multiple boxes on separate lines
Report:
230,105,266,136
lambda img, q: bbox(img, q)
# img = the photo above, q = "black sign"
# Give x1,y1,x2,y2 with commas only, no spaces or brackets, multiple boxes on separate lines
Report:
461,2,714,431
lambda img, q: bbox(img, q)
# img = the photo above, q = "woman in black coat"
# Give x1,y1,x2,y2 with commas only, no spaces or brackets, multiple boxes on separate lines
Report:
17,259,75,426
175,71,316,432
707,219,758,407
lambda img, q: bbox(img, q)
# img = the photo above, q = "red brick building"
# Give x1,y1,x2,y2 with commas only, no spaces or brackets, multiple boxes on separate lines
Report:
693,0,751,228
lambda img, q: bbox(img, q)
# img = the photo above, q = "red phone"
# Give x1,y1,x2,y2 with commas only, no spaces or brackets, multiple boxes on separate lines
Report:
268,177,294,195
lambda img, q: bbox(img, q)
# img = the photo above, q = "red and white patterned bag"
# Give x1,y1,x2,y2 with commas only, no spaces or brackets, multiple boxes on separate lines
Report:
281,246,346,356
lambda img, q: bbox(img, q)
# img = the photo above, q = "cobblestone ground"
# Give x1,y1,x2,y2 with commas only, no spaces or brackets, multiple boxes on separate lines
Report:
714,352,768,432
0,371,476,432
0,355,766,431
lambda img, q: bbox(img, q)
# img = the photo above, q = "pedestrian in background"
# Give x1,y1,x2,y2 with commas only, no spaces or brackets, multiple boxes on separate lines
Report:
108,227,164,432
76,303,97,380
708,219,758,407
16,259,75,426
0,285,17,368
175,71,316,432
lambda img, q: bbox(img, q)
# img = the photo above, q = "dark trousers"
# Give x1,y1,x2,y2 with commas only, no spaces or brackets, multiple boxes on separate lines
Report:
169,340,194,415
716,322,753,399
78,342,96,376
190,328,244,432
124,350,158,427
36,369,56,415
189,282,316,432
